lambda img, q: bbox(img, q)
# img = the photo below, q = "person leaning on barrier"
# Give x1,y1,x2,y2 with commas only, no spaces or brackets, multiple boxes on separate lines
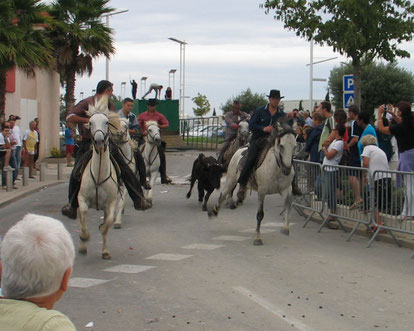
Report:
217,100,250,164
360,134,392,229
305,112,324,163
61,80,152,220
0,214,76,330
377,101,414,220
317,101,335,161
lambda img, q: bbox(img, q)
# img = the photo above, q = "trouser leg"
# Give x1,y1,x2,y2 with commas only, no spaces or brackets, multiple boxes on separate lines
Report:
14,146,21,179
218,135,235,163
9,151,17,182
158,141,171,183
134,148,148,186
238,139,261,186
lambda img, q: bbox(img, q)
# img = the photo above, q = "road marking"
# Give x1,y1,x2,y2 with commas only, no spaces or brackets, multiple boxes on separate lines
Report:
181,243,224,250
145,253,193,261
262,222,296,227
212,235,249,241
103,264,156,274
239,228,276,234
69,277,110,288
233,286,314,331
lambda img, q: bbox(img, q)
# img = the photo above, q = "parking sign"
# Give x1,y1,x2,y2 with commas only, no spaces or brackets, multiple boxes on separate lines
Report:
343,75,354,92
343,92,355,110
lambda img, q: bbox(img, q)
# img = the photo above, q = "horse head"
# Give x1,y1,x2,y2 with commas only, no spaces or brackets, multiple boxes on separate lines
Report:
86,95,110,153
145,120,161,146
237,120,250,144
119,118,131,142
271,120,296,176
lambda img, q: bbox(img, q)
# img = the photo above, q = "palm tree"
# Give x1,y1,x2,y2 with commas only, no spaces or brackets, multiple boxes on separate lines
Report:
0,0,53,122
48,0,115,114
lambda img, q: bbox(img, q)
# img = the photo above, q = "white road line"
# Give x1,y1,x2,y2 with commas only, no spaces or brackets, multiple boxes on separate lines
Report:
262,222,296,227
233,286,314,331
145,253,193,261
181,243,224,250
103,265,156,274
69,277,110,288
212,235,249,241
239,228,276,234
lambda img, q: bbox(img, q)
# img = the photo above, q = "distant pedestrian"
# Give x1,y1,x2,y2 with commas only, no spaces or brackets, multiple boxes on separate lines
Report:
9,115,22,180
65,123,75,167
23,121,38,178
0,123,14,187
142,83,163,99
357,111,377,157
130,79,137,99
165,87,172,100
305,112,323,163
33,117,40,169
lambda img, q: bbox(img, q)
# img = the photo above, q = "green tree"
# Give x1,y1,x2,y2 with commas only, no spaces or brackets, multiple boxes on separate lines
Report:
329,62,414,116
221,88,267,114
0,0,53,121
49,0,115,114
262,0,414,108
192,93,211,117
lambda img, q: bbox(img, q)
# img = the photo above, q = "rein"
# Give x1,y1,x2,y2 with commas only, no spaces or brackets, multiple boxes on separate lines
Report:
274,130,295,171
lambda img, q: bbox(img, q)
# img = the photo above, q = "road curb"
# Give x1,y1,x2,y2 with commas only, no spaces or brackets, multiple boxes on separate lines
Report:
0,181,65,209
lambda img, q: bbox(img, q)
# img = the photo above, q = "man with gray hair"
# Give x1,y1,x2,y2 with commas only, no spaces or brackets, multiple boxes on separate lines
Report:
0,214,76,330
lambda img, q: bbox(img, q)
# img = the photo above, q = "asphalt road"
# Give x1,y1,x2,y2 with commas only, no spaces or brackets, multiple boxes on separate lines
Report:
1,151,413,331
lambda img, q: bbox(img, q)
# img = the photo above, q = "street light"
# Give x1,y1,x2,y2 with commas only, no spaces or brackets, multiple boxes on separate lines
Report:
80,91,84,100
169,37,187,118
140,77,148,98
121,82,126,99
169,69,177,99
102,9,129,81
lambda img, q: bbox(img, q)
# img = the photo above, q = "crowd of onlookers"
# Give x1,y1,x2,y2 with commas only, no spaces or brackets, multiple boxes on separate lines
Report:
291,101,414,228
0,116,40,189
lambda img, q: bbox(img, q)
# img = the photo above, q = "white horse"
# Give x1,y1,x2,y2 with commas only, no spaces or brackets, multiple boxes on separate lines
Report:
141,120,161,202
210,121,297,245
222,120,250,171
113,118,136,229
77,96,120,259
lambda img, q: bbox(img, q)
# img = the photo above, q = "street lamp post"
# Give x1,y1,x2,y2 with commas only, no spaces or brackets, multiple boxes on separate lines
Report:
169,38,187,118
169,69,177,99
140,77,147,98
102,9,129,81
80,91,84,100
121,82,126,99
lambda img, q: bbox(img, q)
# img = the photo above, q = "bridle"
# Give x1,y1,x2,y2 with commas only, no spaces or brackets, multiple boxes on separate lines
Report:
143,124,161,168
274,128,295,173
90,113,110,153
147,124,161,145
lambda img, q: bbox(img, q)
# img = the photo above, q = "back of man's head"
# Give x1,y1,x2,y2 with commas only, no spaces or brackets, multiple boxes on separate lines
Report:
1,214,75,299
96,80,113,94
320,101,331,113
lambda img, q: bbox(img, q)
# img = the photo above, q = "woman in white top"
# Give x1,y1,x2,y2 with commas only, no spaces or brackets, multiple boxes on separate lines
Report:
360,134,391,230
322,124,345,228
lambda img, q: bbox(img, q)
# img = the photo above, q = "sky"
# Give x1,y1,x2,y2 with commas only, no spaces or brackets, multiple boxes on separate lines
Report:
68,0,414,116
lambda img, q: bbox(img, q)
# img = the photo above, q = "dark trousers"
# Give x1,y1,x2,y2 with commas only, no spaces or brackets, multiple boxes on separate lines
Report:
238,137,267,186
134,148,147,185
68,139,145,208
218,133,236,163
158,141,168,180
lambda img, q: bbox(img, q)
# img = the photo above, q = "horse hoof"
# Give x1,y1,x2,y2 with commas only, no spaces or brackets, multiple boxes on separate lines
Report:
202,205,207,212
102,252,111,260
236,200,243,207
113,223,122,229
229,203,237,210
280,227,290,236
186,192,191,199
253,239,263,246
80,234,90,242
99,223,104,231
78,247,87,255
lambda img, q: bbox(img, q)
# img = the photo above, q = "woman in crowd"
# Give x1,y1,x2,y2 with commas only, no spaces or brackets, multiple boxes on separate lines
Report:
378,101,414,220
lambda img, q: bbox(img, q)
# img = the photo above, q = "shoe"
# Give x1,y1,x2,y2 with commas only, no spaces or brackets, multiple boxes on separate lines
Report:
292,182,302,196
134,198,152,210
237,184,247,202
143,181,152,190
349,200,363,210
13,185,18,189
326,219,339,230
161,176,172,184
67,163,73,167
61,203,77,219
29,176,36,179
3,165,14,171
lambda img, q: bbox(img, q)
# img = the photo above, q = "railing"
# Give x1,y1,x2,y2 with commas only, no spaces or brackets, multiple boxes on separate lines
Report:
179,117,223,150
292,160,414,258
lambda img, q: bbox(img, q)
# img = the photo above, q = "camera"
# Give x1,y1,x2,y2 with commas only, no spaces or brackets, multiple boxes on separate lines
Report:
384,105,388,111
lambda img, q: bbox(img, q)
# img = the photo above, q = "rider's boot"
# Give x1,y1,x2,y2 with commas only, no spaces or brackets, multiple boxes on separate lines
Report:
291,180,302,196
143,181,152,190
237,184,247,202
161,175,172,184
61,203,77,219
134,197,152,210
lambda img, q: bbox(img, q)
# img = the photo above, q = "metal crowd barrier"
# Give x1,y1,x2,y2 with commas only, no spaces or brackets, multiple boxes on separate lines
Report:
292,160,325,227
367,170,414,256
179,117,221,150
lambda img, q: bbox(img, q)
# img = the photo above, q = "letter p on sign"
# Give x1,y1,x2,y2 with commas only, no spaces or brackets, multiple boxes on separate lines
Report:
343,75,354,92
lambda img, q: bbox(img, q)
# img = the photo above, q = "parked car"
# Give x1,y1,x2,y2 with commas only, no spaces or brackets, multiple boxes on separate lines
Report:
192,125,224,138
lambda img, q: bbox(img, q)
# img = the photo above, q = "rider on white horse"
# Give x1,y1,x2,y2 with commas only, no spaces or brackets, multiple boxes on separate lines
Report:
118,97,151,190
62,80,152,219
217,100,250,164
137,98,172,184
237,89,301,202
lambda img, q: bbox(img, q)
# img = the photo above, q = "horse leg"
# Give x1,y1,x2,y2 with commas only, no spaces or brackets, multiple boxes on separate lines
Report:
208,178,235,217
100,202,116,259
147,171,157,202
186,175,197,199
202,188,213,212
226,182,238,209
197,180,205,202
77,196,90,255
254,193,265,245
280,188,292,236
114,185,126,229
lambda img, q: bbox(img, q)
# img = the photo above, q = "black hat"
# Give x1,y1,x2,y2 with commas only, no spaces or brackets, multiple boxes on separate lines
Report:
147,98,158,106
266,89,284,99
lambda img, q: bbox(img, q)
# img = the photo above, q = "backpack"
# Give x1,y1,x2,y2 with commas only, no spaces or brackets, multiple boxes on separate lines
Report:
376,129,394,161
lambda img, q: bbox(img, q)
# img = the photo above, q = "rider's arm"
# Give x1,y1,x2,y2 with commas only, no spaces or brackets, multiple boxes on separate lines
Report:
158,114,169,129
249,107,267,135
66,98,90,124
225,113,237,128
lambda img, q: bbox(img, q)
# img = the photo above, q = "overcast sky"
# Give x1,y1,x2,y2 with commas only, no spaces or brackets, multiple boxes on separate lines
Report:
71,0,414,115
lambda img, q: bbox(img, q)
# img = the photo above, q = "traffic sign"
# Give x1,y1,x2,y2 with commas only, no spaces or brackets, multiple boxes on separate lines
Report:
343,75,354,92
343,92,355,110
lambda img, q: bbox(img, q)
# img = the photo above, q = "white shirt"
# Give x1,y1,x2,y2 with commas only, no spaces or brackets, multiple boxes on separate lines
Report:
323,139,344,171
11,125,22,147
0,133,9,152
361,145,391,181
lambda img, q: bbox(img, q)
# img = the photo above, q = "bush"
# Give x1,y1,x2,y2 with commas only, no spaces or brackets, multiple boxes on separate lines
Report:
50,146,65,158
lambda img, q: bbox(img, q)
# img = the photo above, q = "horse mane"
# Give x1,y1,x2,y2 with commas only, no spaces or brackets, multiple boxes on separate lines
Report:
268,119,295,148
85,94,110,116
145,120,158,128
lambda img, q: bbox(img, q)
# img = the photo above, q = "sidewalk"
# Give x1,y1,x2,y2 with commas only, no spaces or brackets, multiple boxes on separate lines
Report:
0,163,72,208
